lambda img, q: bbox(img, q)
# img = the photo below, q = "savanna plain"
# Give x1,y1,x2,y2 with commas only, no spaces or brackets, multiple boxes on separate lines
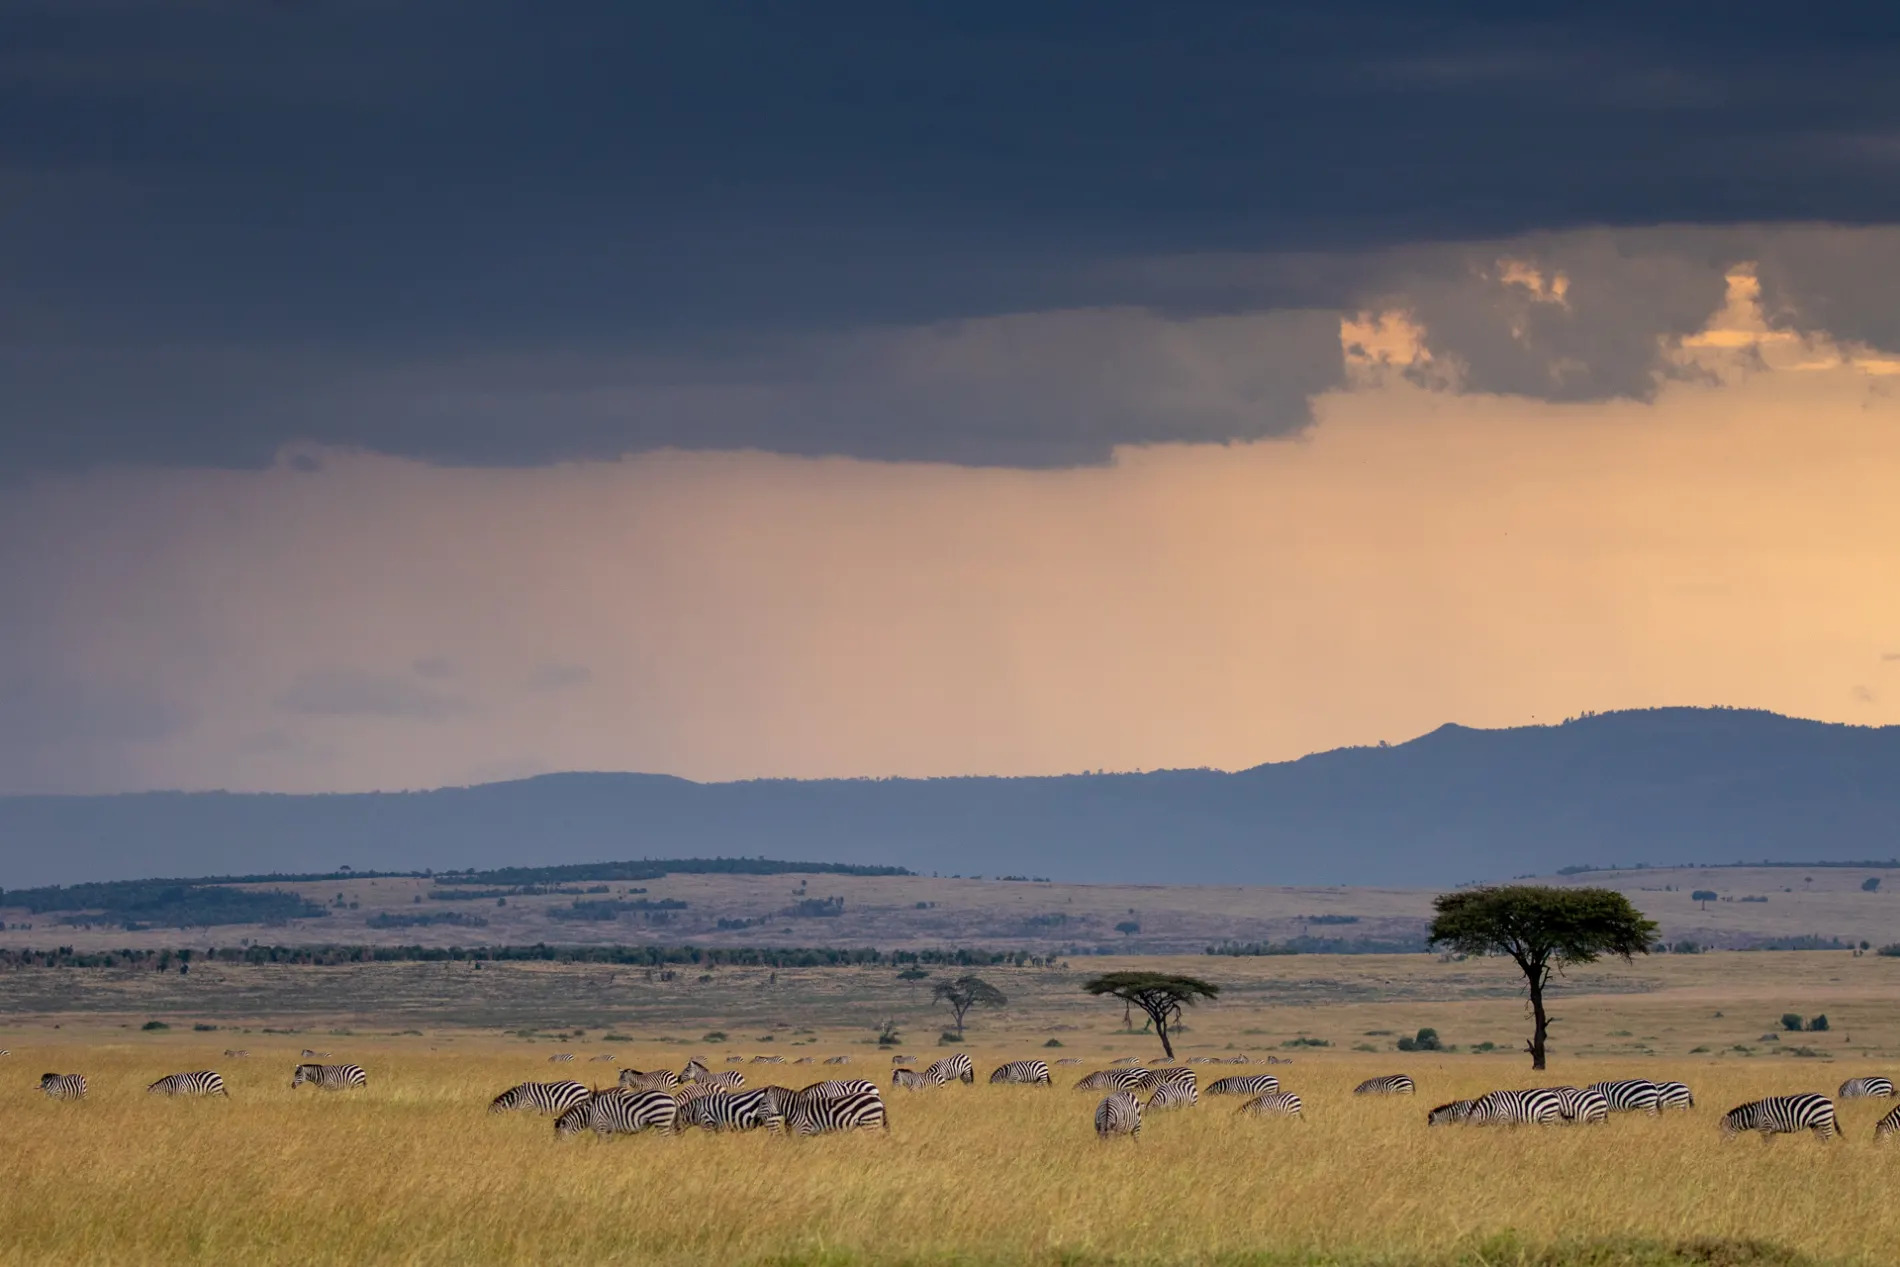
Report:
2,951,1898,1266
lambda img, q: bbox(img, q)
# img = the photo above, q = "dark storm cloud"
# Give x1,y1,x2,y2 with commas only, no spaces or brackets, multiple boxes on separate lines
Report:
4,2,1899,474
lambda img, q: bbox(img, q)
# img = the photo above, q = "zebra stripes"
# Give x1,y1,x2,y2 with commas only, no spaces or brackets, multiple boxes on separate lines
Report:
1838,1077,1895,1100
618,1068,681,1091
1095,1091,1141,1139
1055,1058,1083,1065
300,1049,332,1059
148,1071,229,1097
1145,1081,1199,1110
1722,1094,1840,1140
989,1060,1052,1086
1110,1057,1143,1065
699,1070,745,1090
1426,1099,1476,1125
1238,1092,1303,1118
1470,1088,1562,1125
822,1056,850,1065
1656,1081,1695,1110
39,1073,86,1100
793,1057,814,1065
1547,1087,1609,1125
1353,1075,1416,1096
1877,1104,1900,1139
555,1088,679,1137
292,1063,367,1091
751,1055,785,1064
1074,1069,1153,1092
925,1053,974,1085
1205,1075,1279,1096
782,1089,888,1135
490,1080,590,1115
803,1079,880,1099
547,1054,575,1063
681,1059,711,1082
891,1055,914,1064
892,1068,930,1091
1147,1068,1197,1094
1588,1079,1662,1116
589,1054,617,1063
222,1049,251,1058
678,1088,784,1133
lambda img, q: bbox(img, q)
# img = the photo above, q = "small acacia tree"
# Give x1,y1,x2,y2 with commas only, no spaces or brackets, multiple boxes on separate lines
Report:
932,975,1007,1037
1429,886,1656,1070
1083,972,1220,1060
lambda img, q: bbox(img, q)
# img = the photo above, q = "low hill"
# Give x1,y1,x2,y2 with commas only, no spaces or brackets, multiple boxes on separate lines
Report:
2,708,1897,889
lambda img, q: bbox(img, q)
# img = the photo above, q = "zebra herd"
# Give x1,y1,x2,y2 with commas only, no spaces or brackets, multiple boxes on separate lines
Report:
495,1056,891,1138
1082,1062,1350,1137
1421,1075,1900,1141
32,1062,363,1101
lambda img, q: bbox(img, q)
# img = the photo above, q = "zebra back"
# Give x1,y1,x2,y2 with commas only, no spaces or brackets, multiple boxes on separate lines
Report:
1839,1076,1895,1099
291,1062,367,1090
222,1049,251,1058
1471,1088,1562,1125
1722,1094,1840,1140
989,1060,1052,1086
802,1078,878,1099
1205,1074,1278,1096
39,1073,86,1101
547,1053,575,1063
892,1068,931,1091
1655,1080,1695,1109
680,1058,711,1082
1876,1104,1900,1139
1237,1092,1303,1118
822,1055,850,1065
490,1080,589,1115
700,1069,745,1090
1074,1069,1135,1091
1427,1099,1476,1125
1148,1067,1197,1093
1587,1079,1661,1115
679,1088,784,1133
1546,1086,1609,1124
556,1088,678,1137
784,1088,887,1135
1146,1081,1199,1111
925,1053,974,1085
618,1068,680,1091
1094,1090,1141,1138
147,1070,228,1097
1353,1075,1415,1096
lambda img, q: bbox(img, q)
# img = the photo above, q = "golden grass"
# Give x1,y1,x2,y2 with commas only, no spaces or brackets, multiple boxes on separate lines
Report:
0,1041,1890,1266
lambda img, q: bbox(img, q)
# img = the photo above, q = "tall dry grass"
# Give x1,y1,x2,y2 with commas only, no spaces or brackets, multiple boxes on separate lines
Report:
0,1042,1886,1265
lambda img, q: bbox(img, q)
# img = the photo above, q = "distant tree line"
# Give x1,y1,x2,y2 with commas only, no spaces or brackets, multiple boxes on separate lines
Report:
0,944,1059,970
1206,935,1431,956
431,858,912,886
0,882,328,928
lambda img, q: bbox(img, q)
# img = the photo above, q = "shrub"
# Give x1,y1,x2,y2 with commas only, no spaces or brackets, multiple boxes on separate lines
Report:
1780,1013,1804,1031
701,1031,727,1042
1281,1037,1330,1048
1878,945,1900,957
192,1023,218,1032
1808,1014,1830,1032
938,1031,964,1044
141,1020,169,1031
1042,1038,1063,1047
1396,1026,1442,1052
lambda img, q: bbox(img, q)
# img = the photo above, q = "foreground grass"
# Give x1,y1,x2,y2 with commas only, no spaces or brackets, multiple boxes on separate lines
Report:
0,1044,1889,1266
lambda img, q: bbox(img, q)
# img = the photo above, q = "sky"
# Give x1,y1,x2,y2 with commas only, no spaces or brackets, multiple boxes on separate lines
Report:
4,3,1900,794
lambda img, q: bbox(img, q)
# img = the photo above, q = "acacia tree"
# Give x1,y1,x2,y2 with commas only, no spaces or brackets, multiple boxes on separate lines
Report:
932,975,1007,1037
1083,972,1220,1060
1429,886,1657,1070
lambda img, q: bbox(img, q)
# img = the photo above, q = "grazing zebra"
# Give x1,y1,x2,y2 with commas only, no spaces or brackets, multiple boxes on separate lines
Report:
1074,1069,1152,1092
1426,1099,1477,1125
1588,1079,1662,1116
1353,1075,1416,1096
989,1060,1053,1086
1227,1055,1251,1064
1237,1092,1303,1118
781,1088,888,1135
490,1080,590,1115
1186,1057,1217,1065
618,1068,680,1091
726,1056,746,1064
1547,1086,1610,1125
1722,1094,1840,1140
1469,1088,1562,1125
222,1049,251,1059
679,1088,785,1133
1146,1081,1198,1110
1656,1081,1695,1110
1095,1090,1142,1139
1876,1104,1900,1139
148,1071,229,1098
1205,1075,1279,1097
39,1074,87,1101
1839,1077,1895,1100
1110,1056,1142,1065
1055,1058,1083,1065
752,1055,785,1064
1147,1067,1197,1094
892,1068,931,1091
793,1057,814,1065
548,1053,576,1063
555,1088,679,1137
823,1056,851,1065
891,1054,914,1064
291,1063,367,1091
589,1054,617,1063
803,1078,880,1099
925,1053,974,1085
699,1070,745,1090
300,1049,331,1059
681,1058,711,1082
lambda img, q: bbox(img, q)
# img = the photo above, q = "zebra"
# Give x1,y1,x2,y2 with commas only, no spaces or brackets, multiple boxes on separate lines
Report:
681,1058,711,1082
1146,1081,1198,1111
892,1068,932,1091
1186,1057,1217,1065
555,1088,679,1137
222,1049,251,1059
1353,1075,1416,1096
548,1053,576,1063
1111,1056,1142,1065
1588,1079,1662,1116
1147,1067,1196,1094
726,1056,746,1064
148,1071,228,1098
1054,1058,1083,1065
1426,1099,1477,1125
793,1057,814,1065
1656,1081,1695,1110
823,1056,851,1065
699,1070,745,1090
1237,1092,1303,1118
780,1088,888,1135
678,1088,784,1133
589,1054,617,1063
1838,1077,1895,1100
752,1055,785,1064
618,1068,680,1091
1722,1094,1840,1140
1074,1069,1151,1092
291,1063,367,1091
925,1053,974,1085
802,1078,880,1099
1469,1088,1562,1125
1876,1104,1900,1139
300,1049,332,1059
39,1073,87,1100
1227,1055,1251,1064
1206,1075,1279,1097
1095,1090,1141,1139
989,1060,1052,1086
1547,1086,1610,1125
490,1080,590,1115
891,1054,914,1065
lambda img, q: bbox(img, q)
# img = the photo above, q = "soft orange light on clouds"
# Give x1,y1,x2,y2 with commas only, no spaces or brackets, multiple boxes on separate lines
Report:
5,265,1900,793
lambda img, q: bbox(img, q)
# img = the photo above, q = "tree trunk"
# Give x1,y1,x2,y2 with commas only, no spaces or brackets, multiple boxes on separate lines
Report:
1155,1017,1175,1060
1526,975,1548,1070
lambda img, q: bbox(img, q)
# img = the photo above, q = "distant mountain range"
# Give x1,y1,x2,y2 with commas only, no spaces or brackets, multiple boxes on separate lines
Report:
2,708,1897,889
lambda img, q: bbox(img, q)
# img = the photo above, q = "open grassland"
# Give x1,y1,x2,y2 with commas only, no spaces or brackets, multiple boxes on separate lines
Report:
0,1041,1894,1266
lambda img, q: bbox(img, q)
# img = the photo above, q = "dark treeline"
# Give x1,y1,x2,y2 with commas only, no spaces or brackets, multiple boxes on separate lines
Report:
0,944,1055,970
430,858,913,885
1207,935,1432,956
1558,860,1900,875
0,882,328,928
